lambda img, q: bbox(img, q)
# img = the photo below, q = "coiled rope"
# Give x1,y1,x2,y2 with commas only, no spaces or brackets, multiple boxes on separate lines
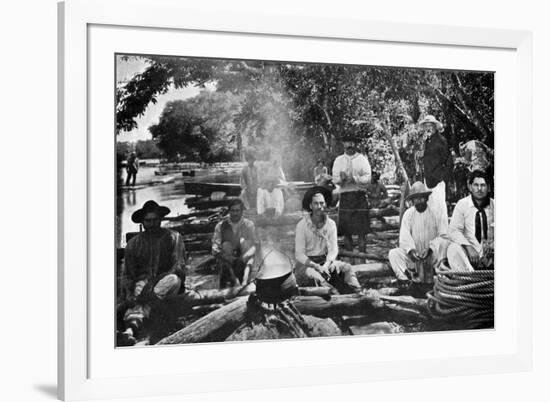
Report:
427,268,494,329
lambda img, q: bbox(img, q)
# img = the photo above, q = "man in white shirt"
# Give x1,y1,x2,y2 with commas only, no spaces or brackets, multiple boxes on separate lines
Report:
447,170,494,271
257,176,285,218
294,187,362,294
332,136,372,253
388,182,448,286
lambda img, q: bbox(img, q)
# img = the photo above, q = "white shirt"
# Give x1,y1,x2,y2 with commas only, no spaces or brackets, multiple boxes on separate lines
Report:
332,152,371,192
449,196,495,255
295,214,338,265
399,206,445,254
256,187,284,216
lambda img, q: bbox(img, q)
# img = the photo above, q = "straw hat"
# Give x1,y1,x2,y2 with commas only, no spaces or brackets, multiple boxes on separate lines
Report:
405,182,432,201
418,115,443,132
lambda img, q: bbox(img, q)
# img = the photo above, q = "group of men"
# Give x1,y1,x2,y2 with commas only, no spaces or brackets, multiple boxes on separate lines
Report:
119,114,494,344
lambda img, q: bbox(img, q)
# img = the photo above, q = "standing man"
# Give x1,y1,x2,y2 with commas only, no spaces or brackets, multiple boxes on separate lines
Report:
240,152,259,210
419,115,451,231
388,182,448,286
294,187,362,294
447,170,494,271
332,135,372,253
125,152,139,187
212,198,259,288
120,200,187,345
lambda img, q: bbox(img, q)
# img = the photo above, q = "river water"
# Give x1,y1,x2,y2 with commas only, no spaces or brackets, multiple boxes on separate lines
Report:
117,165,243,247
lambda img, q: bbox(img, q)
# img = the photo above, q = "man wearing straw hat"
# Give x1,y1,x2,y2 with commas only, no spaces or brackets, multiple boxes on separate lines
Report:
119,200,187,345
447,170,494,271
294,187,362,294
418,115,451,231
388,182,448,286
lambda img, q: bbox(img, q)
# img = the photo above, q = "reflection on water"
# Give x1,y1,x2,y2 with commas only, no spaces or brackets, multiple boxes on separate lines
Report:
117,166,241,247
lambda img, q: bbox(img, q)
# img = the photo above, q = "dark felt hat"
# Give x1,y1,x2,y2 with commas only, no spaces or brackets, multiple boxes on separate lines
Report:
131,200,171,223
302,186,333,212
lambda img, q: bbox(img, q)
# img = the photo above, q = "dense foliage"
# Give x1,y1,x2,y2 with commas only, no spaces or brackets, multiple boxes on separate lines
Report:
116,56,494,200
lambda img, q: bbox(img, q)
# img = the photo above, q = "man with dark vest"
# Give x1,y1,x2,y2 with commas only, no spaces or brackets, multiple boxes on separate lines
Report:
331,135,372,253
120,200,187,345
212,198,259,288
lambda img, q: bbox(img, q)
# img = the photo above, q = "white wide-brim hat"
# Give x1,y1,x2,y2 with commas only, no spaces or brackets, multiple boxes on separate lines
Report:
418,115,444,132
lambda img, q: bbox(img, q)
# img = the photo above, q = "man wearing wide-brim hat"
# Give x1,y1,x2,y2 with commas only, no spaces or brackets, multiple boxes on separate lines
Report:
119,200,187,346
418,115,451,232
294,187,362,294
388,182,449,287
331,134,372,253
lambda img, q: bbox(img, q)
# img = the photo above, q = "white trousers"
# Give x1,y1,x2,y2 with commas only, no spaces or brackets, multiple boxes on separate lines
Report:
426,180,448,232
446,243,475,272
388,238,450,282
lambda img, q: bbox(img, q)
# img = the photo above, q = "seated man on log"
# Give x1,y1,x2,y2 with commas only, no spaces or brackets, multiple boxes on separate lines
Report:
256,175,285,219
212,198,259,288
294,187,362,294
388,182,448,288
120,200,187,346
447,170,494,271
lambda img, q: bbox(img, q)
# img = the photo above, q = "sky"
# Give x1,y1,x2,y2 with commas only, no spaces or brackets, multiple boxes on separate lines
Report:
116,56,212,143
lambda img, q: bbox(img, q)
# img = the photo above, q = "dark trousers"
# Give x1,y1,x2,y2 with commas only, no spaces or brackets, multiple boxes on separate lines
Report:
126,170,137,186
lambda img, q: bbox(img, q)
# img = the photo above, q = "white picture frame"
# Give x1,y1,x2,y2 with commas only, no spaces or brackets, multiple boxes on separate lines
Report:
58,0,533,400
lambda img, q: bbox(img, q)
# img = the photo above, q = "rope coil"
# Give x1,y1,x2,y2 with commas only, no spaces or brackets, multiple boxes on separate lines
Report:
427,267,494,329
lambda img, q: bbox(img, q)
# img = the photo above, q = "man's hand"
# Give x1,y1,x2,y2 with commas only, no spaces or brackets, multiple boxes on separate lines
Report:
340,171,348,182
314,262,330,277
417,248,432,260
408,249,421,263
464,245,480,267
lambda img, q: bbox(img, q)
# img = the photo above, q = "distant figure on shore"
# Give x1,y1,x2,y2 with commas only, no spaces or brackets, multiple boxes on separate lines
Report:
313,159,329,185
240,152,259,210
366,171,390,208
125,152,139,187
257,176,285,218
119,200,187,346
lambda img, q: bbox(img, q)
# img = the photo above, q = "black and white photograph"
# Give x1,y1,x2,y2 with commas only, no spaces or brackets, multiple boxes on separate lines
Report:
115,54,495,347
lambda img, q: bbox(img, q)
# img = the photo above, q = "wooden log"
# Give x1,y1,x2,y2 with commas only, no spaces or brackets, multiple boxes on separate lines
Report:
185,197,240,210
157,289,428,344
164,208,226,222
156,296,249,344
184,182,242,197
338,250,388,262
293,292,427,318
353,263,393,278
